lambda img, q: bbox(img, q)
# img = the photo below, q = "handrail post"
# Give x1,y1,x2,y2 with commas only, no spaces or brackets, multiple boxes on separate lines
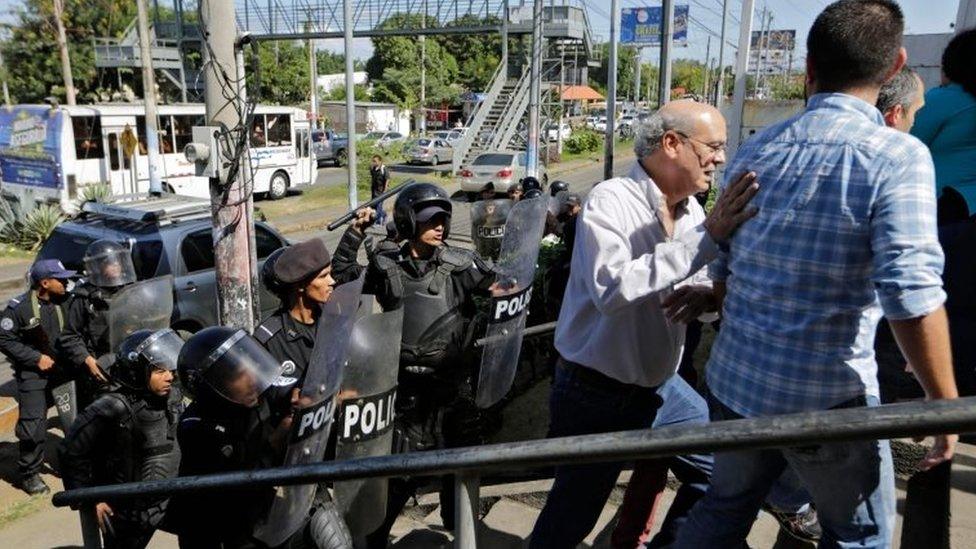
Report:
454,472,480,548
80,505,102,548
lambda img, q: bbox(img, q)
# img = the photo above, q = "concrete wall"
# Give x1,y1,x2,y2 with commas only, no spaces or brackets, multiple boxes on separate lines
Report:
721,99,805,145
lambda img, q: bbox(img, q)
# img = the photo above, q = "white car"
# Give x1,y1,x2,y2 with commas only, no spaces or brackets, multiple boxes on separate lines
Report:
546,123,572,142
583,116,598,129
619,115,636,129
593,117,608,132
457,150,548,196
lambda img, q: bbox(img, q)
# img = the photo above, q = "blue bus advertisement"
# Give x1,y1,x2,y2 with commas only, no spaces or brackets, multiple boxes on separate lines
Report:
621,5,690,46
0,106,65,190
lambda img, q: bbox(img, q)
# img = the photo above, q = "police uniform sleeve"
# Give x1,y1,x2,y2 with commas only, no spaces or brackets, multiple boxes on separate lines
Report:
333,226,388,296
55,295,95,367
58,395,129,492
460,252,499,295
0,299,42,369
331,226,367,285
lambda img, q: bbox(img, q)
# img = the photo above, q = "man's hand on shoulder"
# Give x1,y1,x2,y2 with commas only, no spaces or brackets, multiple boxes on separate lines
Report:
704,171,759,242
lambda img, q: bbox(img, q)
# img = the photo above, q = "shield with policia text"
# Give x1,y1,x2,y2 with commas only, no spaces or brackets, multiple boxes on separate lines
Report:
470,198,513,261
334,301,403,537
475,195,549,408
253,273,365,547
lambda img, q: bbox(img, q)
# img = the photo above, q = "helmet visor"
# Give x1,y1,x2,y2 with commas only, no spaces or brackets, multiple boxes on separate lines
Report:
202,330,282,407
84,247,137,287
136,328,184,372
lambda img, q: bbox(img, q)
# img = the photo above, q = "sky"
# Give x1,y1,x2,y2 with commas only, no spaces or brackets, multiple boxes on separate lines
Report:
0,0,963,70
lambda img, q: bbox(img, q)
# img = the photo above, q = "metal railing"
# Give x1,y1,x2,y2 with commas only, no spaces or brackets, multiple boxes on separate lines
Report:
54,396,976,548
451,58,510,174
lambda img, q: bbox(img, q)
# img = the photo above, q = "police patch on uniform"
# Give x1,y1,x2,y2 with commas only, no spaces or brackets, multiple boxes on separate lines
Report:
273,360,298,387
1,318,13,331
281,360,296,375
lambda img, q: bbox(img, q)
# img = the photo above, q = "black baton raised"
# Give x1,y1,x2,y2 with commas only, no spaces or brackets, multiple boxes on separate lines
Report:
327,181,414,231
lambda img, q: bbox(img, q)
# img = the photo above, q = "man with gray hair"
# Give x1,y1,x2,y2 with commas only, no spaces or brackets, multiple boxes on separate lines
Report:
528,100,758,548
877,66,925,132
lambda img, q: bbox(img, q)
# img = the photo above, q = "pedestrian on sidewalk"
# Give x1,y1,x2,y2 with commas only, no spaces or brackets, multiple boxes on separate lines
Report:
0,259,75,495
676,2,958,547
528,100,759,548
370,154,390,226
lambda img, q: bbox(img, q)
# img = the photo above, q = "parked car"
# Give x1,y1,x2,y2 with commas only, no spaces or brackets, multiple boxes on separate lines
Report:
407,138,454,165
362,131,407,149
594,117,608,132
457,150,548,198
312,129,349,167
546,123,572,142
432,129,465,144
619,115,636,129
584,116,598,129
34,195,288,334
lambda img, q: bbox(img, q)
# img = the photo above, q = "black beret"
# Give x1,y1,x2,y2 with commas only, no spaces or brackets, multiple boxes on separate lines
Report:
273,238,332,284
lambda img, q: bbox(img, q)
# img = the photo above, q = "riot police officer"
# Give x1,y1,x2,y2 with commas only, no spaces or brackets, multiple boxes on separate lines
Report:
172,327,352,548
59,328,185,549
57,240,139,401
0,259,75,494
331,182,497,546
255,238,335,393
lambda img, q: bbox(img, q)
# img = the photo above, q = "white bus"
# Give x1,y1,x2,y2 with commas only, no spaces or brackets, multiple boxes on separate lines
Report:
0,103,316,211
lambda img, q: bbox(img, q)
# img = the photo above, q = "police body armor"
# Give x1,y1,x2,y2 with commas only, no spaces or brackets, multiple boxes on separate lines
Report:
373,246,472,374
334,299,403,538
83,389,183,528
53,283,112,429
470,199,513,261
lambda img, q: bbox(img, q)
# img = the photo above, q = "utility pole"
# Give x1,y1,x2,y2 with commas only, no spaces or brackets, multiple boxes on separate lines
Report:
633,46,642,108
755,7,771,98
419,0,427,135
307,21,318,193
52,0,76,105
728,0,756,159
199,0,259,330
658,0,675,106
716,0,730,106
526,0,544,179
603,0,619,180
557,44,566,155
0,48,11,107
343,0,357,208
136,0,164,195
702,36,711,100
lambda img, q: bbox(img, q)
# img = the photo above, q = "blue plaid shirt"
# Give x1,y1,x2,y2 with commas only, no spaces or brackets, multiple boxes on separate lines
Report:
707,93,946,417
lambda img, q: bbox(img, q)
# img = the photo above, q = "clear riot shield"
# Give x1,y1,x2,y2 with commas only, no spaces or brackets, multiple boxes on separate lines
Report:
106,276,174,351
470,199,513,261
334,304,403,538
475,196,549,408
253,273,365,548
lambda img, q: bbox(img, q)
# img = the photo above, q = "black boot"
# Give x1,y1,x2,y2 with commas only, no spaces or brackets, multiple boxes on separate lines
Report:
20,473,50,495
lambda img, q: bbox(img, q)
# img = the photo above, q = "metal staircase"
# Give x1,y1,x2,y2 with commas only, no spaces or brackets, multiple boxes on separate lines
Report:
94,18,195,101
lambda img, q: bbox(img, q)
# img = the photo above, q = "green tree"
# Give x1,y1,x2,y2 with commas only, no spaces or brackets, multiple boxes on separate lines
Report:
316,50,365,75
590,43,640,100
671,60,707,97
434,14,501,91
1,0,137,104
769,73,805,100
367,13,460,120
324,84,370,101
248,41,310,105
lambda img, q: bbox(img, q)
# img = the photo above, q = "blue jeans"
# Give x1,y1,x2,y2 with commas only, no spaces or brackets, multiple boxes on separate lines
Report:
373,198,388,226
529,360,663,549
675,393,895,549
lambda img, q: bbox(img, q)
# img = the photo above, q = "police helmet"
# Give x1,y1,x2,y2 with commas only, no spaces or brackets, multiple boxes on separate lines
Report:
115,328,184,391
178,326,282,408
549,180,569,197
521,176,544,199
83,240,137,288
260,247,288,296
393,183,453,240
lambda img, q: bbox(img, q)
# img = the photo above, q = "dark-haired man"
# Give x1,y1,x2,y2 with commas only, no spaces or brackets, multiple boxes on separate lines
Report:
676,2,957,546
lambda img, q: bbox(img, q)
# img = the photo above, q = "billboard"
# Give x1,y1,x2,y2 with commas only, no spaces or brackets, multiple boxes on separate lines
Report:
0,106,65,189
621,5,690,46
749,29,797,74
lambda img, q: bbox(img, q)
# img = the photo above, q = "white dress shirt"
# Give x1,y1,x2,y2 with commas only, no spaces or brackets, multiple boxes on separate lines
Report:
554,161,719,387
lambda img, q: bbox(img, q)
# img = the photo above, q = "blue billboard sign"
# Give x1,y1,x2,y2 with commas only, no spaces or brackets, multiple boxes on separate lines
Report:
0,106,65,189
621,5,690,46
